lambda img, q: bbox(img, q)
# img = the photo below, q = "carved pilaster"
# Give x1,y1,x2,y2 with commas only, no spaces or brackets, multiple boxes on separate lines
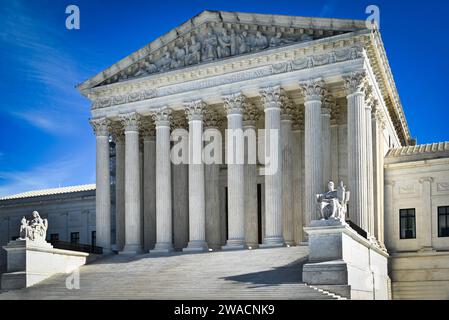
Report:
90,118,110,137
204,109,223,129
141,117,156,137
152,107,172,127
299,79,326,102
119,112,141,132
292,107,304,131
343,71,367,95
171,112,188,130
110,122,125,143
184,100,206,121
223,93,246,115
280,90,294,121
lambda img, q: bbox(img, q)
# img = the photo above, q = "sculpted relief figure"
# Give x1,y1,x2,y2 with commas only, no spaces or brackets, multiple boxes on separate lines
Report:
185,35,201,65
253,31,268,51
156,51,172,72
316,181,350,222
134,59,158,77
171,44,186,69
237,31,250,54
269,32,295,47
19,211,48,242
217,30,232,58
202,29,218,62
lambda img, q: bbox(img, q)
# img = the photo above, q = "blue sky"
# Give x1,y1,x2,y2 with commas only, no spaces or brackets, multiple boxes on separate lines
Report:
0,0,448,197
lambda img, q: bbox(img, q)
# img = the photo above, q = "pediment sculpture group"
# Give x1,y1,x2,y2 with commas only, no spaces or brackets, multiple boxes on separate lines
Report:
19,211,48,242
107,27,313,84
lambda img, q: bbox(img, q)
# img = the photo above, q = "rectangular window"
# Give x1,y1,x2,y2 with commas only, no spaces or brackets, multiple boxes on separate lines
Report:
438,206,449,237
400,209,416,239
70,232,80,244
91,231,96,247
50,234,59,242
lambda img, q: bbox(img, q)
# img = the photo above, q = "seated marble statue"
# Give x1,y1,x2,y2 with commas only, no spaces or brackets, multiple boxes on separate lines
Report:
19,211,48,242
316,181,350,222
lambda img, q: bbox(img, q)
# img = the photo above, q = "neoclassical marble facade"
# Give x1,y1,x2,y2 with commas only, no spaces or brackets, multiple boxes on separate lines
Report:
79,11,411,255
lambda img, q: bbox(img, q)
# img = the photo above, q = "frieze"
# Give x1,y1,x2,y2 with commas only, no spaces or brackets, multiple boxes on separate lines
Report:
91,44,364,110
437,182,449,192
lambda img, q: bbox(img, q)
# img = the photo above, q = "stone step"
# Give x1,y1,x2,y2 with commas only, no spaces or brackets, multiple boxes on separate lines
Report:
0,246,344,300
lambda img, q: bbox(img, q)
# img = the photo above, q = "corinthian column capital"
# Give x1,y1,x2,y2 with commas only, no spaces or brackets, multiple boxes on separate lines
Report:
292,107,304,131
259,86,282,110
119,112,141,132
171,112,188,130
184,100,206,121
223,93,246,115
110,122,125,143
90,117,110,137
152,107,172,127
243,103,261,123
141,117,156,137
343,71,367,95
280,91,294,121
299,79,326,103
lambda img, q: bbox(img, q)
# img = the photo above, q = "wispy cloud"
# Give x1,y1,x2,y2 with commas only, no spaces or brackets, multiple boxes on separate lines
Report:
10,110,77,135
0,155,94,198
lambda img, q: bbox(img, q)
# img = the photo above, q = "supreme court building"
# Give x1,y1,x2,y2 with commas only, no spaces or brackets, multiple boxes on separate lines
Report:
70,11,449,298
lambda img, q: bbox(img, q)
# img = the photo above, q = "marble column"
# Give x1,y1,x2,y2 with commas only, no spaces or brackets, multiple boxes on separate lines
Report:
90,118,111,253
151,107,174,253
372,105,386,243
171,114,189,251
184,100,208,252
292,108,305,244
119,112,142,254
222,93,246,250
111,124,125,251
330,104,340,184
142,118,157,252
204,110,223,250
365,85,375,237
322,95,333,188
281,94,294,246
243,104,260,248
343,71,368,230
300,79,325,224
259,86,284,247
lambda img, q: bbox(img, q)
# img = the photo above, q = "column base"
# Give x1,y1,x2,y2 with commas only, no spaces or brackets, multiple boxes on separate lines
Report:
245,243,259,250
150,242,174,254
222,239,245,251
183,241,208,253
284,241,296,247
119,244,143,255
260,236,284,248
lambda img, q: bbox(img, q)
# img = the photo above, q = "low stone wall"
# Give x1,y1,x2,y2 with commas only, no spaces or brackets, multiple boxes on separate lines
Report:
302,220,390,300
1,239,88,290
390,251,449,299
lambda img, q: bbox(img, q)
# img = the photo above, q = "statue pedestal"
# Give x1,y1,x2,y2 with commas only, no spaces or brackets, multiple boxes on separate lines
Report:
1,239,89,291
302,219,391,300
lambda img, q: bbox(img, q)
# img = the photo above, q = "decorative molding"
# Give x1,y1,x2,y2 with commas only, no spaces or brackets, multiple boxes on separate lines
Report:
322,93,335,117
90,44,365,110
89,118,110,137
343,70,367,95
299,79,326,102
437,182,449,192
259,86,282,110
184,100,206,122
280,90,294,121
419,177,434,184
223,93,246,115
119,112,141,132
398,184,415,195
243,103,260,124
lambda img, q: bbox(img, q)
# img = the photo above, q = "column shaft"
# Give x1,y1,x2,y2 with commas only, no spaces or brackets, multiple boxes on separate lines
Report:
184,102,208,252
281,117,294,246
91,118,111,253
151,109,174,253
260,87,284,247
115,136,125,251
143,135,156,251
244,121,258,248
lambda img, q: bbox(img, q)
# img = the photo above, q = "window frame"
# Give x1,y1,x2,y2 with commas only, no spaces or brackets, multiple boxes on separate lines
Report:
70,232,80,244
399,208,416,240
438,206,449,238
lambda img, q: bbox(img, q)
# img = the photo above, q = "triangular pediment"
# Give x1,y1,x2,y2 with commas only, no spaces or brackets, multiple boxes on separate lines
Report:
77,10,367,91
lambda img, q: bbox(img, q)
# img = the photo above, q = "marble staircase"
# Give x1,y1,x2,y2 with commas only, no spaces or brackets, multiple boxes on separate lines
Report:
0,246,346,300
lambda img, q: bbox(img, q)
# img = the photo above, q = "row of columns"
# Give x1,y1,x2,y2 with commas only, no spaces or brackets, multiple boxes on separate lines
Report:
90,71,384,253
